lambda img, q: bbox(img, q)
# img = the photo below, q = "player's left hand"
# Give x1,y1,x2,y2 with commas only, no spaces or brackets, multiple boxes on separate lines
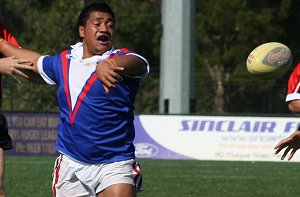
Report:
274,130,300,160
96,59,124,93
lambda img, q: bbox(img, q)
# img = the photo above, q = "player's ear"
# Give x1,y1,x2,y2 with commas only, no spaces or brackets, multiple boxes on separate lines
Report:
78,26,84,38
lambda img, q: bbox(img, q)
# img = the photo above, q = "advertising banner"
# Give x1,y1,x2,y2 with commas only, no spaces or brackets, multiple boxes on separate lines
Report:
5,113,59,156
133,115,300,162
4,113,300,162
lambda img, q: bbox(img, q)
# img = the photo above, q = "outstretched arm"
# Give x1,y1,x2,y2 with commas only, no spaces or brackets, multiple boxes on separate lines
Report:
0,38,44,83
274,129,300,160
288,100,300,114
96,55,147,93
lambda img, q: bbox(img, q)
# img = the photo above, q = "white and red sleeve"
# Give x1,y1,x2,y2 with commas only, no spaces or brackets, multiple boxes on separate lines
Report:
286,63,300,102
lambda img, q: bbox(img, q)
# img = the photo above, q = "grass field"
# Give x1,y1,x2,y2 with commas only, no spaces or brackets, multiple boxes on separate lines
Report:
4,156,300,197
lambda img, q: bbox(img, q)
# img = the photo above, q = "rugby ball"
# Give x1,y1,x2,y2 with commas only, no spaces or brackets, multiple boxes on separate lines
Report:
246,42,293,78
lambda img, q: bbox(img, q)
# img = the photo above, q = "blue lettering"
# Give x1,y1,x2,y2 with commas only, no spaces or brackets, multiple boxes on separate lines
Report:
239,121,251,132
199,120,215,131
180,120,191,131
228,121,235,132
216,121,225,132
191,121,198,131
253,122,260,132
260,122,275,132
284,122,299,132
179,119,277,133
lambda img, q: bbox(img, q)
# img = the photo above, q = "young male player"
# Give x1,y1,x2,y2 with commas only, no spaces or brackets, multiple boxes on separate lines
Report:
275,63,300,160
0,20,33,197
0,2,148,196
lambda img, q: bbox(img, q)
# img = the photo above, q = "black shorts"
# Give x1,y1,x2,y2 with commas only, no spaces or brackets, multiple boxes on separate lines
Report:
0,113,12,150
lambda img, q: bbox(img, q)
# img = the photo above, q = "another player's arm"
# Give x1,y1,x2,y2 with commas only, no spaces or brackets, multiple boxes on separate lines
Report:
0,56,34,83
288,100,300,113
96,55,147,92
0,38,44,83
274,129,300,160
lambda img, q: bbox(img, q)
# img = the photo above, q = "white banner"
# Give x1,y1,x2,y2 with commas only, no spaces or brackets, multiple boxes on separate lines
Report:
134,115,300,162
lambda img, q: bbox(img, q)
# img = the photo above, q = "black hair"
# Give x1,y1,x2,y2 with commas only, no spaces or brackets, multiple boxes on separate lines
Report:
76,1,115,28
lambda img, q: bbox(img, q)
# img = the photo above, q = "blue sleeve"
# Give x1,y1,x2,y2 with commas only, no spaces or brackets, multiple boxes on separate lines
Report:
38,51,66,85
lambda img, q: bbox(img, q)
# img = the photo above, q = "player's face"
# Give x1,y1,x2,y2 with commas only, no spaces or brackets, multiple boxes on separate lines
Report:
79,11,115,58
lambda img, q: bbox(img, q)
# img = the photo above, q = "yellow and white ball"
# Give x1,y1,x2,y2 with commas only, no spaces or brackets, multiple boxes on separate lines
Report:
246,42,293,78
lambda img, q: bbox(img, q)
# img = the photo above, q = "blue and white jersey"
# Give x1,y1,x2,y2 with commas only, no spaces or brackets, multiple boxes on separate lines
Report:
37,42,149,164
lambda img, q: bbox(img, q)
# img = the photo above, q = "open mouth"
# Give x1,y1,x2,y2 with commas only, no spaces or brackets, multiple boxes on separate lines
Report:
97,35,110,42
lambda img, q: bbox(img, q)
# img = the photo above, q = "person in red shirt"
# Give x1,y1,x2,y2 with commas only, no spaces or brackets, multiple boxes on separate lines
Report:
0,21,18,46
275,63,300,161
0,21,33,197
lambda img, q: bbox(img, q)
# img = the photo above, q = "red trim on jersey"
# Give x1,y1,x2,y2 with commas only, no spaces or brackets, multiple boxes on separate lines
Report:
61,51,98,125
287,63,300,94
120,48,130,53
70,73,98,125
53,155,63,197
108,48,131,59
61,50,72,118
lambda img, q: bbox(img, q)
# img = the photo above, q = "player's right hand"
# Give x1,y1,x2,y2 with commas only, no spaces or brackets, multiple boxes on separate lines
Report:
95,58,124,93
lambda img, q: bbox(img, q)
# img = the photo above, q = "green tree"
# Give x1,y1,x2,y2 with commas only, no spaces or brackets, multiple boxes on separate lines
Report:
195,0,294,113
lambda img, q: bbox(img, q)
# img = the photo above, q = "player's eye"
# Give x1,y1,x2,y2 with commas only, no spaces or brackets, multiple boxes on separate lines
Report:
106,22,115,29
92,19,115,29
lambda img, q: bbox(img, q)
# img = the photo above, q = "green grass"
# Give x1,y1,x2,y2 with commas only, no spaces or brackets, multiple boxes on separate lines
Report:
4,156,300,197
